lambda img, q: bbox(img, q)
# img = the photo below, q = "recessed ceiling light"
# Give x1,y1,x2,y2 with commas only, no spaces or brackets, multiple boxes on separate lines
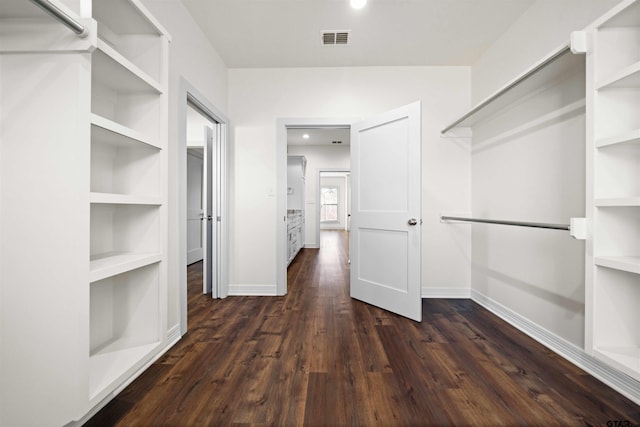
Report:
302,134,310,139
350,0,367,9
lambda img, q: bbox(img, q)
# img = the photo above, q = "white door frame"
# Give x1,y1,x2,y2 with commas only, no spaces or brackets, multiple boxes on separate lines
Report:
276,117,357,296
179,78,229,335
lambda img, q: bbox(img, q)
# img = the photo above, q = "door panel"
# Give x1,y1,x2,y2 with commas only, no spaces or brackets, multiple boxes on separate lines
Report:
358,119,409,212
186,150,204,264
350,101,422,322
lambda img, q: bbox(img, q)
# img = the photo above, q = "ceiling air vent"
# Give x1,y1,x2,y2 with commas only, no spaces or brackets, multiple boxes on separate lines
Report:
322,30,350,46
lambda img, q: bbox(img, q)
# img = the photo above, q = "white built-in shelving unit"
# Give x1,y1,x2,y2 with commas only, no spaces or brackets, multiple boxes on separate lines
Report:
587,0,640,383
0,0,170,424
88,0,170,405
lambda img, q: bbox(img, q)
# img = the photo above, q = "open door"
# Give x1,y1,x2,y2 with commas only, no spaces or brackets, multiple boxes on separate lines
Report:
350,101,422,322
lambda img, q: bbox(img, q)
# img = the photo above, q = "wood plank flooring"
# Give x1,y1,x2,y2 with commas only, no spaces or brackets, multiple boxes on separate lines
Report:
86,230,640,426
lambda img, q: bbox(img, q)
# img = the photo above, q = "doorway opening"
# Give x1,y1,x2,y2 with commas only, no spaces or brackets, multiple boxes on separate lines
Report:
277,102,422,321
277,118,354,295
186,103,216,295
317,170,351,250
179,79,229,335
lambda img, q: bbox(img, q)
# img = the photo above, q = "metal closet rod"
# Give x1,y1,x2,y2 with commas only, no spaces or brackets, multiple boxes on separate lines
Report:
30,0,88,37
441,215,570,231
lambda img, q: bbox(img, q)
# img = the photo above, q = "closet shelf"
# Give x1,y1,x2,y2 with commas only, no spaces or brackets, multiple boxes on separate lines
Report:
89,339,160,399
441,44,582,134
94,41,163,94
90,251,161,283
596,128,640,148
595,197,640,207
90,192,162,205
595,256,640,275
93,0,170,38
91,114,161,149
596,61,640,89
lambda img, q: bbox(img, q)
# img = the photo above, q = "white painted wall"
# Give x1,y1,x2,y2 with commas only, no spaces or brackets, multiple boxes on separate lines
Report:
287,145,350,247
228,66,471,294
140,0,228,331
471,0,620,104
471,70,587,346
1,52,91,426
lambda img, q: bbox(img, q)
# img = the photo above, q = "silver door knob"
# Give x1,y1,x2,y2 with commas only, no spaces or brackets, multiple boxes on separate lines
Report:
408,218,418,226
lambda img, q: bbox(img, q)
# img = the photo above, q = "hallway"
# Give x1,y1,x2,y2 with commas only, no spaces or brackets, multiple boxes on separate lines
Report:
87,230,640,426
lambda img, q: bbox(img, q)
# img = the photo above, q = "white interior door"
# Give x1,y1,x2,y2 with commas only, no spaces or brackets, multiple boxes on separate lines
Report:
186,149,204,264
350,101,422,322
203,125,217,297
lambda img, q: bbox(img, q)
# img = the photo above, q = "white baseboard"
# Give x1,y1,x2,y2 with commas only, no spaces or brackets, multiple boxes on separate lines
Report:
470,289,640,406
421,287,471,298
167,324,181,347
228,284,278,296
305,243,320,249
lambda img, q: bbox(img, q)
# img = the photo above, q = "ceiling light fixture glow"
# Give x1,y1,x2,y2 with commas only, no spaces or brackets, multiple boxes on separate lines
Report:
302,134,310,139
350,0,366,9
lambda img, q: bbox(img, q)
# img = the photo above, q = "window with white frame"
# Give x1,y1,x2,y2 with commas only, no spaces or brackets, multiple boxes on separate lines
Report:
320,186,339,222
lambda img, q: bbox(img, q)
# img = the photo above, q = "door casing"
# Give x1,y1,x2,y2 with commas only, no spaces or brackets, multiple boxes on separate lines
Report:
179,78,229,335
276,118,357,295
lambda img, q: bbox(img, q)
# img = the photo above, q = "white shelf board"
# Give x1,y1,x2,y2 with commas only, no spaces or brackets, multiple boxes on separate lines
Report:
90,192,162,205
89,338,160,399
91,114,161,149
596,128,640,148
441,44,583,133
93,42,163,94
595,197,640,207
595,256,640,275
597,61,640,89
93,0,170,39
593,346,640,383
90,251,161,283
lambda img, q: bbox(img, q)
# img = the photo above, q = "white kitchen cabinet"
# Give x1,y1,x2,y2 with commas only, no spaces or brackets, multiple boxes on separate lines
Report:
287,156,306,264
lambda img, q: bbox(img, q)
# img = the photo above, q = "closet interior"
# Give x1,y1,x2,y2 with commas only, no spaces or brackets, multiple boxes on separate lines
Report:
441,0,640,400
1,0,640,424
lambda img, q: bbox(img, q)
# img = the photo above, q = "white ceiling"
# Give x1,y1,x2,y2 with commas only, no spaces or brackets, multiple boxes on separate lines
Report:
180,0,535,68
288,127,351,146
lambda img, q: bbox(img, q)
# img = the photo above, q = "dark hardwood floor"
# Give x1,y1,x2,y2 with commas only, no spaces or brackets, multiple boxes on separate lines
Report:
86,230,640,426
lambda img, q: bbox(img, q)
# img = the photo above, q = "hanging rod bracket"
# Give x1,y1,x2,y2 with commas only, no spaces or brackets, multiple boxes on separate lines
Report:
569,217,587,240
